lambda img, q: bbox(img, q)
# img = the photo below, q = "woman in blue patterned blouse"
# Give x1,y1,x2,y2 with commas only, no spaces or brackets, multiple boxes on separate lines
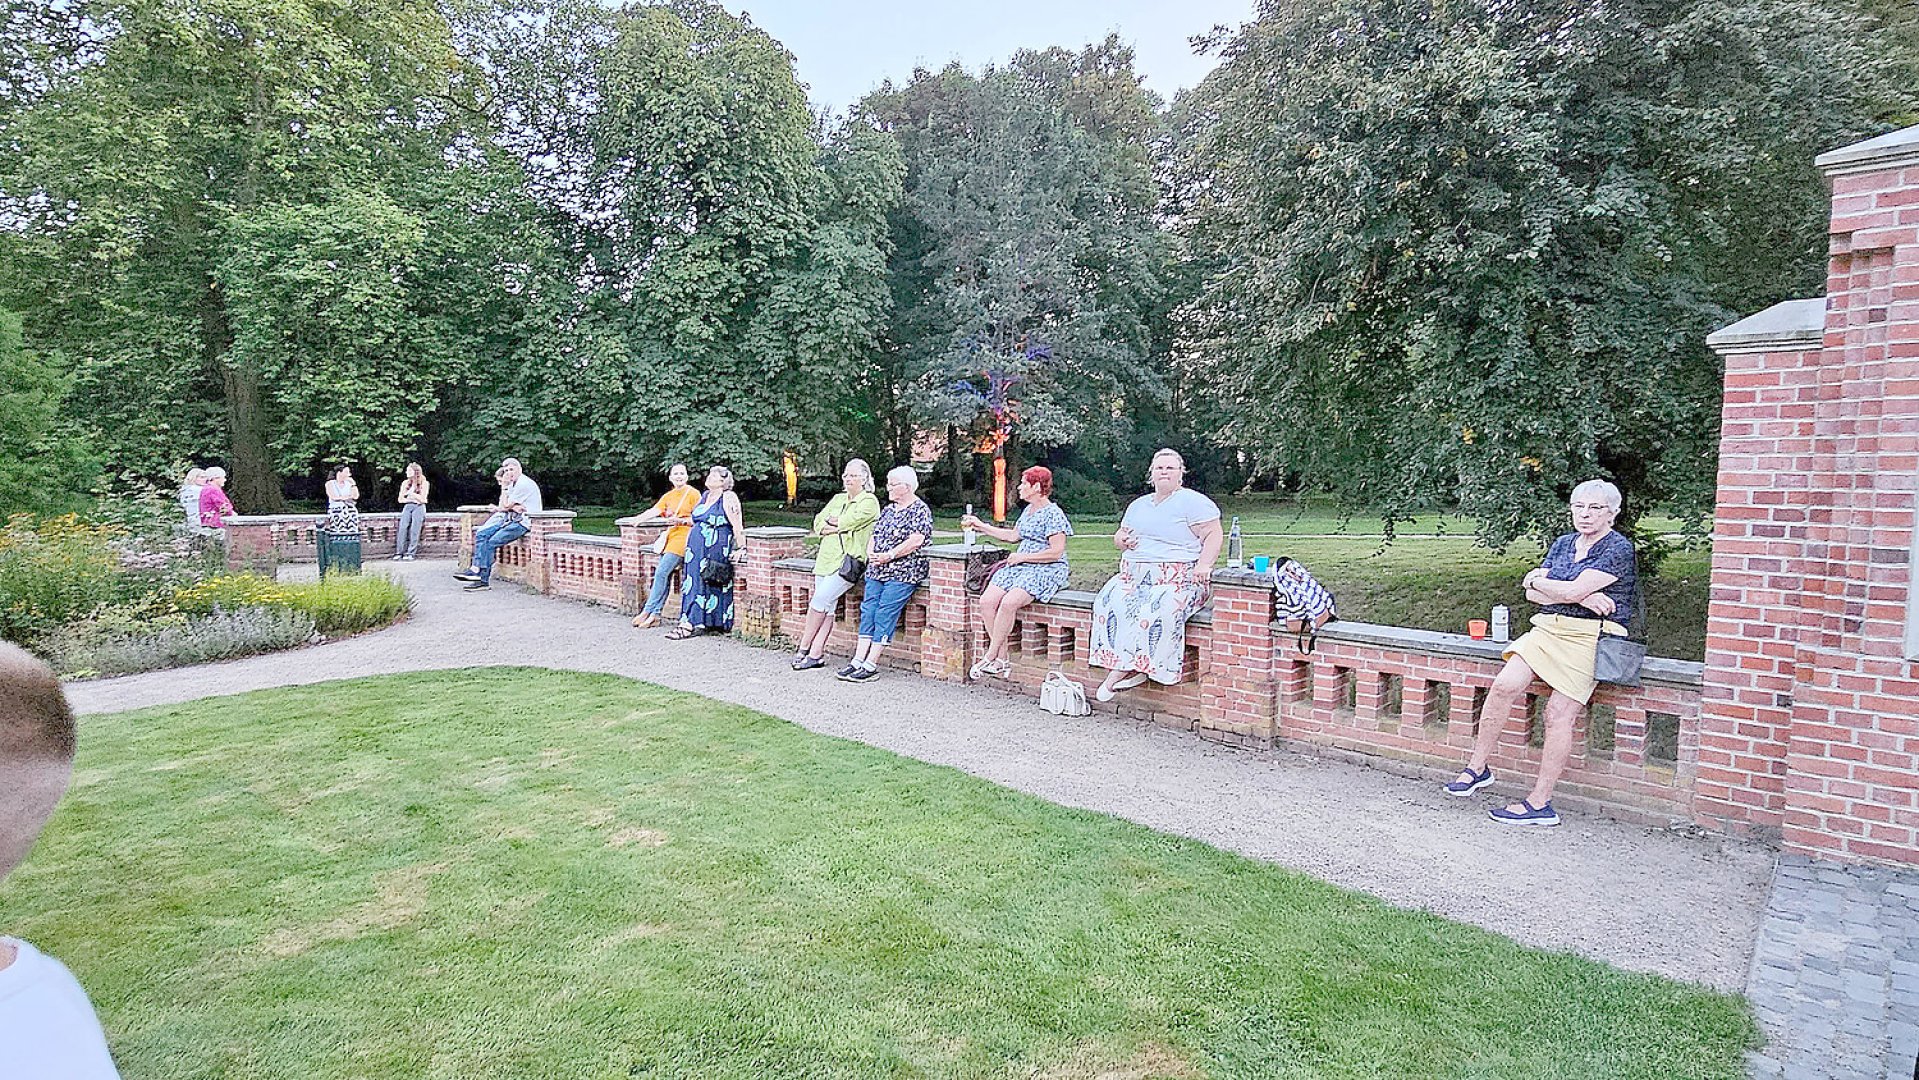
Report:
1445,479,1639,827
960,466,1072,680
837,466,934,683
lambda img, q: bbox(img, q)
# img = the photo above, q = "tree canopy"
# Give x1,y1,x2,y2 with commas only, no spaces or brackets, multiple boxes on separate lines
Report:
0,0,1913,533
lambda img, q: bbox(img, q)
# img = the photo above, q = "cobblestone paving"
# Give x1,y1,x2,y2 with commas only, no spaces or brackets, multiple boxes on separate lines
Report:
1749,854,1919,1080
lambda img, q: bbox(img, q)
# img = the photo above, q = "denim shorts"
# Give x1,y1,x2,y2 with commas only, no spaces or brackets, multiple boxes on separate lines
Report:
857,579,919,643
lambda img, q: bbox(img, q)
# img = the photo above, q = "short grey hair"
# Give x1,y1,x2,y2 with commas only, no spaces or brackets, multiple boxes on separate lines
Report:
843,458,876,494
501,457,522,471
710,465,735,491
1151,448,1187,470
885,465,919,494
1570,479,1622,511
203,466,227,481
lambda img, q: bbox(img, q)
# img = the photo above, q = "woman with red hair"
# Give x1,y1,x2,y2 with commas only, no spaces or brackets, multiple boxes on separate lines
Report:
959,465,1074,680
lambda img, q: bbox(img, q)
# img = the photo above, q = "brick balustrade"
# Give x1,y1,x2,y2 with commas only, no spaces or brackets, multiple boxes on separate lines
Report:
223,512,466,573
206,123,1919,865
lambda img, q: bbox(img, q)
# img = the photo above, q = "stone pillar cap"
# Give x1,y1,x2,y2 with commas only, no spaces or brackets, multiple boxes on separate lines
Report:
743,526,807,539
1705,298,1825,354
1816,122,1919,176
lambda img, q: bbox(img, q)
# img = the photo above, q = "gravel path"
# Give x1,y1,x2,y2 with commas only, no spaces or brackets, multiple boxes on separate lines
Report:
66,559,1773,992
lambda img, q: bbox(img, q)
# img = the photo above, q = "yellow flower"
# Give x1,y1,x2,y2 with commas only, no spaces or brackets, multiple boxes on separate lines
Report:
1460,426,1476,444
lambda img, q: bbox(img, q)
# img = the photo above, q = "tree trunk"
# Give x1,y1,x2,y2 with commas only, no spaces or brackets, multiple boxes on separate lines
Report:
221,359,281,512
947,424,964,505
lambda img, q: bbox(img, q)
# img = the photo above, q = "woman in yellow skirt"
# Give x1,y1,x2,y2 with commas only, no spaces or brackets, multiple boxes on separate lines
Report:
1445,480,1638,826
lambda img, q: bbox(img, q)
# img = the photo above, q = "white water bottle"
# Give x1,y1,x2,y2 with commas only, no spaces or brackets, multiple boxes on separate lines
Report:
1227,516,1243,568
1491,605,1510,643
964,503,976,548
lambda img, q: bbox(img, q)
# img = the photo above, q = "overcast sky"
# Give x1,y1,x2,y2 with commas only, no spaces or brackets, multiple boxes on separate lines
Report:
720,0,1257,113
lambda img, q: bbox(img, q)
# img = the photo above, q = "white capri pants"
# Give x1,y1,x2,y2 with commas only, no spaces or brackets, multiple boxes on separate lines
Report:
809,572,856,614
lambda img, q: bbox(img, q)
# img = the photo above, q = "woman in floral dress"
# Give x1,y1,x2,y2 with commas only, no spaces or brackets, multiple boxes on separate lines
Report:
668,465,746,639
959,465,1072,680
1088,449,1223,702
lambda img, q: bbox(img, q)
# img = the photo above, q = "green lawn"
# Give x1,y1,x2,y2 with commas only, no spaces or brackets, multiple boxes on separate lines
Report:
576,498,1710,659
12,671,1753,1078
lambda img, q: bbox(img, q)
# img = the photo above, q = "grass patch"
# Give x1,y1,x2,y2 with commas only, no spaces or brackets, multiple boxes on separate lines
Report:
12,670,1755,1078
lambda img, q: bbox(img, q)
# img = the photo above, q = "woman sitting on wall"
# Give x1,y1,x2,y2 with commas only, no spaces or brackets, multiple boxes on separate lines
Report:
630,463,702,629
837,466,933,683
667,465,746,640
791,459,881,670
394,462,429,560
1088,449,1222,702
960,466,1072,680
1445,479,1638,827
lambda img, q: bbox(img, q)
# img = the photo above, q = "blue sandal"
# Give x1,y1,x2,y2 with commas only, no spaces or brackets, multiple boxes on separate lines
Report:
1488,799,1559,827
1444,765,1494,797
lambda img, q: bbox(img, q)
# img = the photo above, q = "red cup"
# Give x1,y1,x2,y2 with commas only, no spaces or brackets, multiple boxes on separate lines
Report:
1468,619,1489,639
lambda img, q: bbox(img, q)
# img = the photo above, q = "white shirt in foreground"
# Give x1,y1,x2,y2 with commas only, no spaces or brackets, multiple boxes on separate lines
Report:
0,937,119,1079
1119,487,1221,564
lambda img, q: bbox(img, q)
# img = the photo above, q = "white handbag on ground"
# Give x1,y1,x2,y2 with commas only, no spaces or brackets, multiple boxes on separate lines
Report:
1039,671,1090,717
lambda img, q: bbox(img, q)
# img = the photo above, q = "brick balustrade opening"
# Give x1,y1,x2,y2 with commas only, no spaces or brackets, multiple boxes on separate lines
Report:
211,123,1918,866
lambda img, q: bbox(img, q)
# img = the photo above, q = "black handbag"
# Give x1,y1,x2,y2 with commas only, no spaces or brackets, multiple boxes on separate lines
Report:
837,553,867,584
1594,589,1647,687
700,556,735,590
964,549,1009,595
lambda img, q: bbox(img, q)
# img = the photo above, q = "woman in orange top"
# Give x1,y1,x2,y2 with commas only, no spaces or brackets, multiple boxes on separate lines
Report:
630,463,703,628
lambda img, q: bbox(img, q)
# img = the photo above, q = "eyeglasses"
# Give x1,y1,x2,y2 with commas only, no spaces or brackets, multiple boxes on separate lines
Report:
1570,502,1613,513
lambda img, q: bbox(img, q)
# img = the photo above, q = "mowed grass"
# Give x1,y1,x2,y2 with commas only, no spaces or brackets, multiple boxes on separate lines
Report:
10,670,1754,1078
579,497,1710,659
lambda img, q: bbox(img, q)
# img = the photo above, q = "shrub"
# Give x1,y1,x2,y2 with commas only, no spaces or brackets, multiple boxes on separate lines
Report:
174,574,296,616
0,514,131,645
175,572,410,636
280,573,411,635
1049,468,1119,519
45,606,316,678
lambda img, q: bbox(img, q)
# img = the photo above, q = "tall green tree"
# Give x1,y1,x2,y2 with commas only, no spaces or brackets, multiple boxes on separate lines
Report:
858,40,1173,489
0,0,482,508
0,310,96,516
445,0,901,484
1182,0,1915,544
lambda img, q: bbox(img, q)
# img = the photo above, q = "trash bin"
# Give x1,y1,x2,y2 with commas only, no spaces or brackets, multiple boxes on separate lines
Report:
317,528,363,577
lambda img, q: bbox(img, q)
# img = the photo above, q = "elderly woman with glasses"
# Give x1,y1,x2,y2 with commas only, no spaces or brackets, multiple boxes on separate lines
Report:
667,465,747,640
1446,479,1639,827
837,466,933,683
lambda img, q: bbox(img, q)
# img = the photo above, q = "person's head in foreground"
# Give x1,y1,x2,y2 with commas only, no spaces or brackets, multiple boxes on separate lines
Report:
0,641,120,1077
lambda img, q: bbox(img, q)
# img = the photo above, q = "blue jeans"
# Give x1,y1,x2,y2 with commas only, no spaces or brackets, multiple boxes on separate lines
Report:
857,579,920,644
643,552,684,616
471,520,528,583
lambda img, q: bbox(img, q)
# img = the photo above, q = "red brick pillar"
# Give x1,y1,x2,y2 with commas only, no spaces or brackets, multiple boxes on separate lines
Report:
456,506,490,569
920,545,976,681
1697,301,1825,838
739,526,807,644
1199,568,1279,748
617,517,668,615
1773,126,1919,865
223,516,280,575
522,512,576,594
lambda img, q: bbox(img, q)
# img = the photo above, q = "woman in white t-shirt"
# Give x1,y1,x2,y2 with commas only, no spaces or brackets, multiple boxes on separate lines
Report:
1088,448,1224,702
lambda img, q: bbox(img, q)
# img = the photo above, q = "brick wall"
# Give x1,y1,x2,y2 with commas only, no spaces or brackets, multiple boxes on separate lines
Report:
1704,123,1919,865
224,512,464,573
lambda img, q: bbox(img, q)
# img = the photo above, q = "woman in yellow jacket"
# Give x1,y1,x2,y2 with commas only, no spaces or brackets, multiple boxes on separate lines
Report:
791,458,881,670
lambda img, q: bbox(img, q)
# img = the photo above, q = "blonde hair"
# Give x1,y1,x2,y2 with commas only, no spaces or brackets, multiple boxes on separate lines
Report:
843,458,876,494
183,468,207,487
710,465,735,492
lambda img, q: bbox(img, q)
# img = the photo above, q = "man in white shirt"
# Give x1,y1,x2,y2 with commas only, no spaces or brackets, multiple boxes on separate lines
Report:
0,642,119,1077
455,456,544,591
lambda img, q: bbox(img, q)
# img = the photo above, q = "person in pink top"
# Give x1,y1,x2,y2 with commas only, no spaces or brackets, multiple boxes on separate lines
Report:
197,466,237,529
0,642,120,1077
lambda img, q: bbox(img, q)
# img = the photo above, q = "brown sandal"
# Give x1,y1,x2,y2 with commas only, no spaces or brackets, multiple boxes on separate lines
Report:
632,613,659,628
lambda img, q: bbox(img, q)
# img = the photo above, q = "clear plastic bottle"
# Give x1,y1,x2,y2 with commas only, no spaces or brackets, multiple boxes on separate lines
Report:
1227,516,1243,568
964,503,976,548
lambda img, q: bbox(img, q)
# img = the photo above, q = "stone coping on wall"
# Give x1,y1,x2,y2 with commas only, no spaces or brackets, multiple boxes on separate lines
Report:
549,533,619,548
1316,620,1704,689
455,505,577,520
228,511,463,524
1705,297,1825,354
